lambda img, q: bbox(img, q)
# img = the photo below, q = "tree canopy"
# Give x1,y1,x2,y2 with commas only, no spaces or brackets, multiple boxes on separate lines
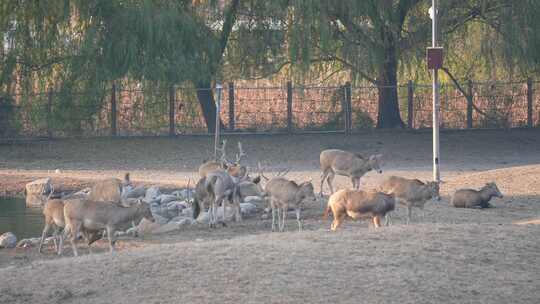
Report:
1,0,539,130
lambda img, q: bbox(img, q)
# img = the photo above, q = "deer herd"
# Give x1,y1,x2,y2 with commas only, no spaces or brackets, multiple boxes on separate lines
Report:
36,139,504,256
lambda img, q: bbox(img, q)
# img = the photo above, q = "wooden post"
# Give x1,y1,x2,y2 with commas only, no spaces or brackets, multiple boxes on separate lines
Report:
407,80,414,129
527,78,533,128
345,82,352,134
169,85,175,136
111,83,117,136
287,81,293,133
466,79,473,129
228,82,235,131
47,89,53,138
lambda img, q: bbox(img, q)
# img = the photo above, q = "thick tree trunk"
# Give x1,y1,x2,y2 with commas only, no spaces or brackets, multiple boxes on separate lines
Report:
376,45,405,129
195,81,225,133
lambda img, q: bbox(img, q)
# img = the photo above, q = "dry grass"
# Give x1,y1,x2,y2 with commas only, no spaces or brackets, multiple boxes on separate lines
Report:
1,130,540,303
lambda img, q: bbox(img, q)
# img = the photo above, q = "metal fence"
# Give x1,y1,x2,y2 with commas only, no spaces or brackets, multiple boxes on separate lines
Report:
0,79,538,139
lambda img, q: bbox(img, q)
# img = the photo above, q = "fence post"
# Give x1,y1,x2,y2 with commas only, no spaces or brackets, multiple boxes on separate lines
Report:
228,82,235,131
47,89,53,138
287,81,293,133
111,83,117,136
407,80,414,129
345,82,352,134
467,79,473,129
169,84,175,136
527,78,533,128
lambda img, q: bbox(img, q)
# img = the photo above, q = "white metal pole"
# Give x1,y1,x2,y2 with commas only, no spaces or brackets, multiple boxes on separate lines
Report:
214,83,222,160
432,0,441,183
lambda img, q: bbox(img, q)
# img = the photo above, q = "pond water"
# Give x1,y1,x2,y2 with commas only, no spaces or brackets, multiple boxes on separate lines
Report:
0,197,44,239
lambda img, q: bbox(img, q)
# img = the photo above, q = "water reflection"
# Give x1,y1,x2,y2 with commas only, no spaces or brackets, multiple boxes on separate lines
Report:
0,197,44,239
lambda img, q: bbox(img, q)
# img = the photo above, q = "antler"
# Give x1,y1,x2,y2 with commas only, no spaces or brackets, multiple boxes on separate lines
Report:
235,142,247,164
257,162,269,181
217,139,230,166
276,167,291,177
45,184,54,201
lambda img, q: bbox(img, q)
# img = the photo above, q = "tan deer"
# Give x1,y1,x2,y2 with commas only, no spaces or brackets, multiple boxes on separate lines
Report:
38,198,102,255
61,198,154,256
87,173,131,205
324,189,395,230
379,176,440,224
199,140,248,179
264,177,317,232
320,149,383,196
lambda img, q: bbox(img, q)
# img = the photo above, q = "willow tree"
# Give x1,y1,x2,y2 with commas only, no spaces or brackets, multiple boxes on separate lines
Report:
281,0,536,128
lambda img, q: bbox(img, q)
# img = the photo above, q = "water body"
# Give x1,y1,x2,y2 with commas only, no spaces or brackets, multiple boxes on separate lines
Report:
0,197,44,239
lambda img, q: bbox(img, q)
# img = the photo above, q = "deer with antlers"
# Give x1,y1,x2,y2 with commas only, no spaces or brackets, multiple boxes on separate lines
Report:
198,140,248,180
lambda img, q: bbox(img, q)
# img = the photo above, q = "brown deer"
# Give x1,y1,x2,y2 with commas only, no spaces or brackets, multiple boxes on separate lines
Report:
324,189,395,230
320,149,383,196
87,173,131,205
264,177,317,232
61,198,154,256
38,197,101,255
193,170,242,228
380,176,440,224
451,182,503,208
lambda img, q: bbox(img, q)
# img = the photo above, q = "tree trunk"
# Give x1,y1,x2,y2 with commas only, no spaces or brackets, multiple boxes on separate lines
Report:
376,45,405,129
195,81,225,133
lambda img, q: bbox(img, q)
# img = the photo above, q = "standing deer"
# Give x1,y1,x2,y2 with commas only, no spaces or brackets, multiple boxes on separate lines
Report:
264,177,317,232
62,198,154,256
38,198,102,255
193,170,242,228
324,189,395,230
380,176,440,224
320,149,383,195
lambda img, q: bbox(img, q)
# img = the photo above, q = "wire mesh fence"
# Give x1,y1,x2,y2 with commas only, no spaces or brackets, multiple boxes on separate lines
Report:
0,79,538,139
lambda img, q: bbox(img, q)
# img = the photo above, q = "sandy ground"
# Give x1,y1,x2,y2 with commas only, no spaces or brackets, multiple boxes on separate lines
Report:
0,130,540,303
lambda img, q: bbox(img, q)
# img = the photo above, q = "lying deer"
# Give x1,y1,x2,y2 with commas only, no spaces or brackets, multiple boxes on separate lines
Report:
264,177,317,232
62,198,154,256
320,149,383,196
324,189,395,230
380,176,440,224
199,140,248,180
451,182,503,208
193,170,242,228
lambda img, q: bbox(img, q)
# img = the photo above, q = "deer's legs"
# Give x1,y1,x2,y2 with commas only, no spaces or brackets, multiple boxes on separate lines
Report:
56,226,64,255
38,221,51,254
280,207,287,232
351,177,361,189
295,207,302,232
384,213,392,226
320,170,330,196
373,216,381,228
406,206,413,225
68,222,81,257
221,196,227,223
106,226,116,253
326,171,335,194
271,206,277,232
331,213,345,231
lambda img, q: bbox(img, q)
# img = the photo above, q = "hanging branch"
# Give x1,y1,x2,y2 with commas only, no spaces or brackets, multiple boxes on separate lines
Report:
440,66,489,117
